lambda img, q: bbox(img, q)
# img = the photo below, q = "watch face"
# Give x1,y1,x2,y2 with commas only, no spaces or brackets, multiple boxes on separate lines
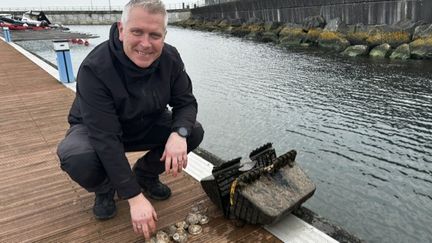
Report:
178,127,188,137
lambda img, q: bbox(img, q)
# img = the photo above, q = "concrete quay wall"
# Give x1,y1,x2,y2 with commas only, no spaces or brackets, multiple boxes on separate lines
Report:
192,0,432,25
46,10,190,25
0,10,190,25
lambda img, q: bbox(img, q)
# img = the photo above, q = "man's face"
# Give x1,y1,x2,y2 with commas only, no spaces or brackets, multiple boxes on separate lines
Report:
118,7,165,68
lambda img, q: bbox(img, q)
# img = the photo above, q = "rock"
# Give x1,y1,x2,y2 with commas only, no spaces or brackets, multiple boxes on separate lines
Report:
202,20,219,32
366,29,410,48
324,17,349,34
302,15,326,31
318,31,350,51
390,44,411,59
305,28,323,44
369,43,391,58
391,18,423,36
263,21,280,32
409,38,432,59
278,26,306,47
346,31,369,45
260,31,279,43
217,19,230,28
228,18,243,27
341,45,369,57
231,25,250,37
413,24,432,39
245,32,259,40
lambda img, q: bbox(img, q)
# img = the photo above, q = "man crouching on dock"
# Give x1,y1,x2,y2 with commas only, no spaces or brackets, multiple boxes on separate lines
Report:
56,0,204,240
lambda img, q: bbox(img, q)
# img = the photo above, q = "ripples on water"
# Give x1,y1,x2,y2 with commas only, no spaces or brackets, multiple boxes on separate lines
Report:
18,26,432,243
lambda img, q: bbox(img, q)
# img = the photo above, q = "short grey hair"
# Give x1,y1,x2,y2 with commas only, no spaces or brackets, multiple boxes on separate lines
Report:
121,0,168,29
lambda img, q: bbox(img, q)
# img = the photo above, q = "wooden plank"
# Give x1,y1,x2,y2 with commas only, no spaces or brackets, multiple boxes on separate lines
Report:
0,39,281,242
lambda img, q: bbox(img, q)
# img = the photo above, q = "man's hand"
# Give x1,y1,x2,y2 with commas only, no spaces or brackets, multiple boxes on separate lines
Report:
160,132,187,176
128,193,158,240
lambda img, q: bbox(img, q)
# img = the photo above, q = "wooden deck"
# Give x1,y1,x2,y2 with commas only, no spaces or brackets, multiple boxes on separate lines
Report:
0,39,282,242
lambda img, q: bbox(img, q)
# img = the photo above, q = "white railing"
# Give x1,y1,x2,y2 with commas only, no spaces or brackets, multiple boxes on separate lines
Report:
0,2,206,12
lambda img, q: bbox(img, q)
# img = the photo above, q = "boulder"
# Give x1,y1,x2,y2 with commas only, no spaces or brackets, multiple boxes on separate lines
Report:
278,26,307,47
366,30,410,48
264,21,280,32
218,19,230,28
369,43,392,58
228,18,243,27
413,24,432,39
409,38,432,59
346,31,369,45
231,26,250,37
260,31,279,43
389,44,411,59
202,20,220,32
302,15,326,31
324,17,349,34
341,45,369,57
305,28,323,44
345,23,369,45
318,31,350,51
391,19,423,36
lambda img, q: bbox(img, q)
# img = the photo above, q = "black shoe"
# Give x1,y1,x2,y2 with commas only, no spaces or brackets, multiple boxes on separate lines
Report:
93,188,117,220
136,176,171,200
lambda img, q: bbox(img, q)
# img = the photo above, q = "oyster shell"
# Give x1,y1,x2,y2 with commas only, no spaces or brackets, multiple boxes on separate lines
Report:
156,230,170,243
144,237,156,243
175,221,189,230
185,213,202,225
166,225,177,237
172,230,188,243
199,215,209,225
188,224,203,235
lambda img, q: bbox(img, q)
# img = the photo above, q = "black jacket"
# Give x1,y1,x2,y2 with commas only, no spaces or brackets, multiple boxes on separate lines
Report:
68,23,197,199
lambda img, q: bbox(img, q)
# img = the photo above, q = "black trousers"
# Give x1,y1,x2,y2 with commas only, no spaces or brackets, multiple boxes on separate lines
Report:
57,111,204,194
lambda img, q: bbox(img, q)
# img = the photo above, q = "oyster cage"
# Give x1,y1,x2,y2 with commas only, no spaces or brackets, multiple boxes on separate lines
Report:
200,143,316,225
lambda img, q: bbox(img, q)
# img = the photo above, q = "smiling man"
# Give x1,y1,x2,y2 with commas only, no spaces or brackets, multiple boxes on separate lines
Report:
56,0,204,240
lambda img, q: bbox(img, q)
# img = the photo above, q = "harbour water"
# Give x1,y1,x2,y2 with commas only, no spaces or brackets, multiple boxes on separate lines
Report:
17,25,432,243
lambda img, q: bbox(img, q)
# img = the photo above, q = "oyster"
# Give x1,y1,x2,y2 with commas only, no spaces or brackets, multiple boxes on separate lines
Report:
185,213,202,225
144,237,156,243
155,231,170,243
199,215,209,225
188,224,202,235
175,221,189,230
172,230,188,243
165,225,177,237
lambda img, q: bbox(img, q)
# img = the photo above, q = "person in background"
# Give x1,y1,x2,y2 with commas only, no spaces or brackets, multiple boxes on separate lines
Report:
56,0,204,239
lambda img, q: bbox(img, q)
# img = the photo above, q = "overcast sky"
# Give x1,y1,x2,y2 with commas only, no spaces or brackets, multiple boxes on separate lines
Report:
0,0,203,9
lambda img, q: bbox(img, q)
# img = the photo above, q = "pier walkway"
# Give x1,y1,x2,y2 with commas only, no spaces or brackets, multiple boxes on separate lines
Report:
0,39,281,242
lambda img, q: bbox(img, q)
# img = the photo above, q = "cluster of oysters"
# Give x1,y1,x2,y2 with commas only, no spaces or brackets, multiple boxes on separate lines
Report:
145,207,209,243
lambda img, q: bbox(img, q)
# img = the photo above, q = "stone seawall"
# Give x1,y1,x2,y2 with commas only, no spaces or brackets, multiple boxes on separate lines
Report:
192,0,432,25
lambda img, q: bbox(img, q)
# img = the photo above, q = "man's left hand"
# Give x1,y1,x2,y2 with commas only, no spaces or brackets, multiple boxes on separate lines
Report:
160,132,187,176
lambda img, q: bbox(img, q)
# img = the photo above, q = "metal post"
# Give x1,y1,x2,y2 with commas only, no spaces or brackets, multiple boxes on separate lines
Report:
2,27,12,42
53,40,75,83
